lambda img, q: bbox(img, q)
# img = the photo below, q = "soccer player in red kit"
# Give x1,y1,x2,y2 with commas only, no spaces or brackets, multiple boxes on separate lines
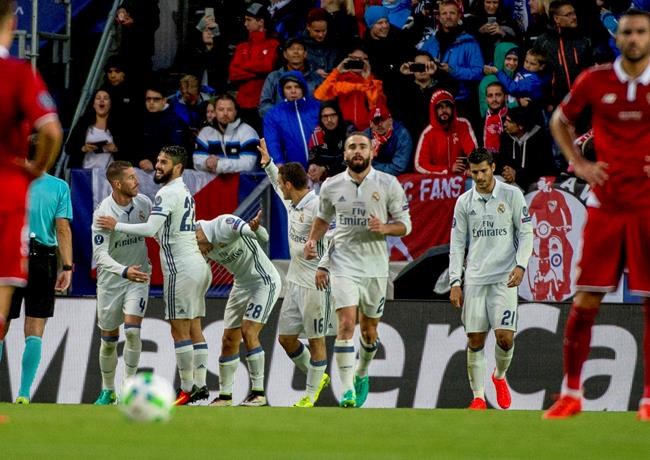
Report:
0,0,62,340
544,9,650,420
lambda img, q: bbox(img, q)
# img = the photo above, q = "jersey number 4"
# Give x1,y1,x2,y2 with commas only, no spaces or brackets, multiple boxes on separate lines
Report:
180,196,196,232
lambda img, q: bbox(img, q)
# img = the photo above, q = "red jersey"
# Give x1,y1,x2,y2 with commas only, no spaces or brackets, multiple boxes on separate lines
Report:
0,49,58,212
558,58,650,211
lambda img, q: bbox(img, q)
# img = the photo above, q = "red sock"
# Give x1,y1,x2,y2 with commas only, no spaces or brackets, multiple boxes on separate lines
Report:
643,297,650,398
563,304,599,391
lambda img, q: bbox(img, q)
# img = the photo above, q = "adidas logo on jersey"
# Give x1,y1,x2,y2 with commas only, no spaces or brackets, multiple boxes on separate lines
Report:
338,196,346,202
470,210,477,216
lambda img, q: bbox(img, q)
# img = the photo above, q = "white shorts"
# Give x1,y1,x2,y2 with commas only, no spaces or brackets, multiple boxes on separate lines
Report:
163,263,211,320
97,280,149,331
462,283,518,333
278,281,333,339
331,275,387,319
224,279,280,329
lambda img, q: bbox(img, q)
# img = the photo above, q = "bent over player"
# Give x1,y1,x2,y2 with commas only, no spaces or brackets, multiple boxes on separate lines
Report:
449,148,533,410
92,161,152,404
97,146,212,406
197,212,281,407
544,9,650,420
304,132,411,408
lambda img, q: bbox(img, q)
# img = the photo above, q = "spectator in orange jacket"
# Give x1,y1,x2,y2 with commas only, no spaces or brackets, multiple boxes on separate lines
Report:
414,89,478,175
228,3,279,134
313,43,385,130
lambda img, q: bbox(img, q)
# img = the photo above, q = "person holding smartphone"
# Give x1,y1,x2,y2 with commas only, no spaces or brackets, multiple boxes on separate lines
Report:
464,0,519,63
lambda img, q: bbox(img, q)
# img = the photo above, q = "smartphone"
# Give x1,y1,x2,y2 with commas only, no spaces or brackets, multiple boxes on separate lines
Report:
487,16,497,24
409,63,427,72
92,140,108,153
343,60,365,70
204,7,214,17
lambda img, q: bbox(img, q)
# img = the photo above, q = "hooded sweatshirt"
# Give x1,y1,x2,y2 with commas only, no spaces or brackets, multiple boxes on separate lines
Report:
478,41,519,117
414,90,478,174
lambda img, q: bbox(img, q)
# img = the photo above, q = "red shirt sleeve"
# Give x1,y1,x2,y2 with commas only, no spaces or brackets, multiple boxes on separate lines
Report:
18,64,58,129
558,69,592,124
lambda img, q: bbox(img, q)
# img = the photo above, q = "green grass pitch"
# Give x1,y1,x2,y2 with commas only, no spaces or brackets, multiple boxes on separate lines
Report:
1,404,649,459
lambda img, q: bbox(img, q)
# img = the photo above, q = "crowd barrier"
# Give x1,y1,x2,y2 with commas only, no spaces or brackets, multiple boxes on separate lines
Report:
1,298,645,410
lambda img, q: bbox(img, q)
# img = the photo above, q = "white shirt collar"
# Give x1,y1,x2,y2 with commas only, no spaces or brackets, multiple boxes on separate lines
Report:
0,45,9,59
613,56,650,85
472,178,500,201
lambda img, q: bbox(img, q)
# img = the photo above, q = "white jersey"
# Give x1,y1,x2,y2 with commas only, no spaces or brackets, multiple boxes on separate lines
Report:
199,214,280,287
449,179,534,286
264,160,327,288
318,168,412,278
92,193,152,287
147,177,205,274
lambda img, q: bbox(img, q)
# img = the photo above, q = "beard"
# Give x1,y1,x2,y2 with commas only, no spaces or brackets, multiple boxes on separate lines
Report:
153,169,173,184
346,156,371,173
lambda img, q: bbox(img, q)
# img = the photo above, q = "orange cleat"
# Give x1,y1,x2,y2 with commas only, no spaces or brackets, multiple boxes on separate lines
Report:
543,395,582,419
174,389,192,406
492,371,511,409
637,401,650,421
468,397,487,410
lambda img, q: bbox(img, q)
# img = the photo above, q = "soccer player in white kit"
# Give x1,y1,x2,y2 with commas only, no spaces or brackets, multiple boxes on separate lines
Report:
92,161,152,405
259,139,332,408
304,132,412,408
449,148,533,410
97,146,212,406
196,211,281,407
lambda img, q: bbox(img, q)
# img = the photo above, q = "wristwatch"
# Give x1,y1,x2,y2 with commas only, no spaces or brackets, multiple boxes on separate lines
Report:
62,264,74,271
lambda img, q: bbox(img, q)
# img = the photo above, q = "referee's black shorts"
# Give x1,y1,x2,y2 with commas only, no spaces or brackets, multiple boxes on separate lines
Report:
9,247,58,320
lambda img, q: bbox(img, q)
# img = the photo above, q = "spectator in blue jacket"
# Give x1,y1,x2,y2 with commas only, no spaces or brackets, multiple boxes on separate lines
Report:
263,71,321,168
418,0,484,120
364,105,413,176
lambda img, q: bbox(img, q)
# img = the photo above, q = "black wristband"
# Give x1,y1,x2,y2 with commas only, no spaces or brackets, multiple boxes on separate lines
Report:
62,264,74,271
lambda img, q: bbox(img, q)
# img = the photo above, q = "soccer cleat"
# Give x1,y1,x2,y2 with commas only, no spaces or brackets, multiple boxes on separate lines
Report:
94,389,116,405
209,396,233,407
174,389,192,406
313,373,331,404
190,385,210,403
14,396,30,405
468,397,487,410
293,396,314,408
240,393,268,407
543,395,582,419
354,374,369,407
638,401,650,421
492,371,512,409
339,389,356,408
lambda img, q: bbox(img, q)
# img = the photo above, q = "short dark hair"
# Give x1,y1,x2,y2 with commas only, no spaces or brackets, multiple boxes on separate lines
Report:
549,0,573,19
619,8,650,25
439,0,461,11
160,145,188,168
278,162,308,190
106,160,133,183
211,92,238,111
486,81,505,94
507,106,536,132
344,131,371,148
468,148,494,166
526,47,547,64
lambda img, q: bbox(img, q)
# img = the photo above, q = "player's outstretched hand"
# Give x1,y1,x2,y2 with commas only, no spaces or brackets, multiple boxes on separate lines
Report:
126,265,149,283
315,268,329,291
573,156,609,187
304,240,318,260
96,215,117,230
450,285,463,308
249,209,263,232
368,214,386,234
258,138,271,167
507,266,525,288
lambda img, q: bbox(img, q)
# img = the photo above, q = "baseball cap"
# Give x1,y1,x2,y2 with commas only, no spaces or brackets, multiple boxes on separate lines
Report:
246,3,269,20
371,105,391,122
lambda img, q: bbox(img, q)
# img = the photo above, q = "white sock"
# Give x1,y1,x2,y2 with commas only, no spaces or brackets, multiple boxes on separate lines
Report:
306,359,327,400
123,324,141,379
218,354,240,397
494,343,514,379
245,347,266,393
193,342,209,388
467,346,486,399
334,339,355,394
288,342,310,375
357,337,379,378
99,336,118,391
175,340,194,392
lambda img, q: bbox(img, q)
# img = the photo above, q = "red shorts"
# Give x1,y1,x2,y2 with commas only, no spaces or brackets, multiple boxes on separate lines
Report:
0,207,29,287
576,207,650,296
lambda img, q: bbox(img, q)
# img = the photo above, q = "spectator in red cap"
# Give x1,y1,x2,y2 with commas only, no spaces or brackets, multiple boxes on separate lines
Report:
364,105,413,176
414,90,478,174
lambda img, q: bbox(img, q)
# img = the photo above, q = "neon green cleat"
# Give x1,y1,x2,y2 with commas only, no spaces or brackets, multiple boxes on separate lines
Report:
339,389,356,408
15,396,30,405
313,373,331,403
293,396,314,408
94,389,117,405
354,375,369,407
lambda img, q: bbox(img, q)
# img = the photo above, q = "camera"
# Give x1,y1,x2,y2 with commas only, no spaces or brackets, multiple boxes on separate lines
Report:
343,59,365,70
409,63,427,72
